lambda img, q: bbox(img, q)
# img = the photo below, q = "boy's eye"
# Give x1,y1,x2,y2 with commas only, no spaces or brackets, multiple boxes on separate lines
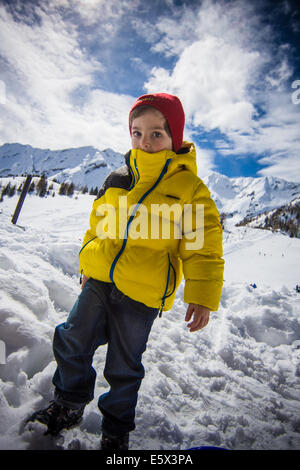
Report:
132,131,141,137
153,132,162,138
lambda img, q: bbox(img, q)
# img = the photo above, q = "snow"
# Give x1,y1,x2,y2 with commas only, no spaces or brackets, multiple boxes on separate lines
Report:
0,188,300,450
203,171,300,221
0,143,124,189
223,224,300,289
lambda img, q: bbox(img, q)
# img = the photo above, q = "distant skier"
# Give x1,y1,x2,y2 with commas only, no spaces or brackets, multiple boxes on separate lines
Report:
27,93,224,449
250,283,257,289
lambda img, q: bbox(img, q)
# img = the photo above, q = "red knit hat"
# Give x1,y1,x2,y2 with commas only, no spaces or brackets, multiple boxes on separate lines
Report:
129,93,185,152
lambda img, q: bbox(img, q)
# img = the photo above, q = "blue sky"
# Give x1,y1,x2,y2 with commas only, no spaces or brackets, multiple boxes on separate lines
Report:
0,0,299,180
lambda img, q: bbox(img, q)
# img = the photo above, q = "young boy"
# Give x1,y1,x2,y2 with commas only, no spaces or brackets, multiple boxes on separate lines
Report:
28,93,224,450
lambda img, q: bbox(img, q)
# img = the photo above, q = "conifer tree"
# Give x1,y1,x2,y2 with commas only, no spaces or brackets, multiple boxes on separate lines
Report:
59,182,67,195
67,182,74,196
36,175,47,197
8,184,16,197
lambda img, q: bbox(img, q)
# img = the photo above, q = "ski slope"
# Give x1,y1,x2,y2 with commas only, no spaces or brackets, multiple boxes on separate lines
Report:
0,192,300,450
223,221,300,290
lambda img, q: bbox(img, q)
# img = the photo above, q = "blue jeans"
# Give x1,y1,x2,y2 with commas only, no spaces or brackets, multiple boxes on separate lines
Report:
52,278,159,436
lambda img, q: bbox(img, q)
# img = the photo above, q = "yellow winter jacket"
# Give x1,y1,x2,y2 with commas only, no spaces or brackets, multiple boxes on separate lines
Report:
79,142,224,312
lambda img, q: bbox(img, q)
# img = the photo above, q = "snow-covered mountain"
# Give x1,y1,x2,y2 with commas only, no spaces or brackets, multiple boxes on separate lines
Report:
0,143,124,190
1,143,300,225
203,171,300,224
237,197,300,238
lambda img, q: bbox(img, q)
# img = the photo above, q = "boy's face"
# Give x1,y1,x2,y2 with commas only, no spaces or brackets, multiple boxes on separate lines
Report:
131,108,173,153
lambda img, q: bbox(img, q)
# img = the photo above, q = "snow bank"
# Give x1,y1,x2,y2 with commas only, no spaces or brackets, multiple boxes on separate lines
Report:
0,194,300,450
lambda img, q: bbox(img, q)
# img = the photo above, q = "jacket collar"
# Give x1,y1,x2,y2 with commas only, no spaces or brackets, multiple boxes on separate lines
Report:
124,142,197,186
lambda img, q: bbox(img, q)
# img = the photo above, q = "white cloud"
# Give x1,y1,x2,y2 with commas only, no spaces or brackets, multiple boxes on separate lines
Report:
194,145,216,178
214,88,300,182
0,0,299,182
0,3,133,152
143,0,300,181
265,44,294,89
145,36,261,133
130,57,150,74
48,0,139,30
131,17,162,45
144,1,265,138
148,0,261,57
253,91,300,182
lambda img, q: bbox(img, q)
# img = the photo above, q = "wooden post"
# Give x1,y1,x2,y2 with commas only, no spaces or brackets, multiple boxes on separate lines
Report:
11,175,32,225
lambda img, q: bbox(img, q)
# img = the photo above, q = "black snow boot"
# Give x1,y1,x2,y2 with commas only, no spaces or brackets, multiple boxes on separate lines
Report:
101,432,129,450
27,400,84,436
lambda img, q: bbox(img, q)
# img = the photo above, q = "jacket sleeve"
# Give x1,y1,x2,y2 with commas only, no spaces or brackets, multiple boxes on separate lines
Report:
179,180,224,311
78,174,111,274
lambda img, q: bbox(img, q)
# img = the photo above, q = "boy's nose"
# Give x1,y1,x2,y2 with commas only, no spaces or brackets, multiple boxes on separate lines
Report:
141,137,151,150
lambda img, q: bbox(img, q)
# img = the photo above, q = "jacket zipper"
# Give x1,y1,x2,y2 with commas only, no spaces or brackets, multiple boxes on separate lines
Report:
79,157,174,311
109,158,172,288
128,152,135,190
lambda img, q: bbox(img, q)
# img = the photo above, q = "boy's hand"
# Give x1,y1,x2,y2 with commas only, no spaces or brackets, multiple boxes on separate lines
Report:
185,304,210,332
81,275,89,289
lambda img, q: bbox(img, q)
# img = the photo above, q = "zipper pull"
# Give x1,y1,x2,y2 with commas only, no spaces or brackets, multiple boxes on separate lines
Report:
159,299,165,318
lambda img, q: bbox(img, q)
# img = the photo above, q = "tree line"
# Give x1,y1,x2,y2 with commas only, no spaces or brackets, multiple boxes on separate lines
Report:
0,175,99,202
236,200,300,238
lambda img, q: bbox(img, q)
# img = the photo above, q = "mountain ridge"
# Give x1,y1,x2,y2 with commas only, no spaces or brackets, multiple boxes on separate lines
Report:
1,142,300,226
0,142,124,190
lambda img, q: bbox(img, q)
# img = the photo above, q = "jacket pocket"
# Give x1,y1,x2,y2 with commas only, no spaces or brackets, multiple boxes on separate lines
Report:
159,254,177,315
162,254,177,301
